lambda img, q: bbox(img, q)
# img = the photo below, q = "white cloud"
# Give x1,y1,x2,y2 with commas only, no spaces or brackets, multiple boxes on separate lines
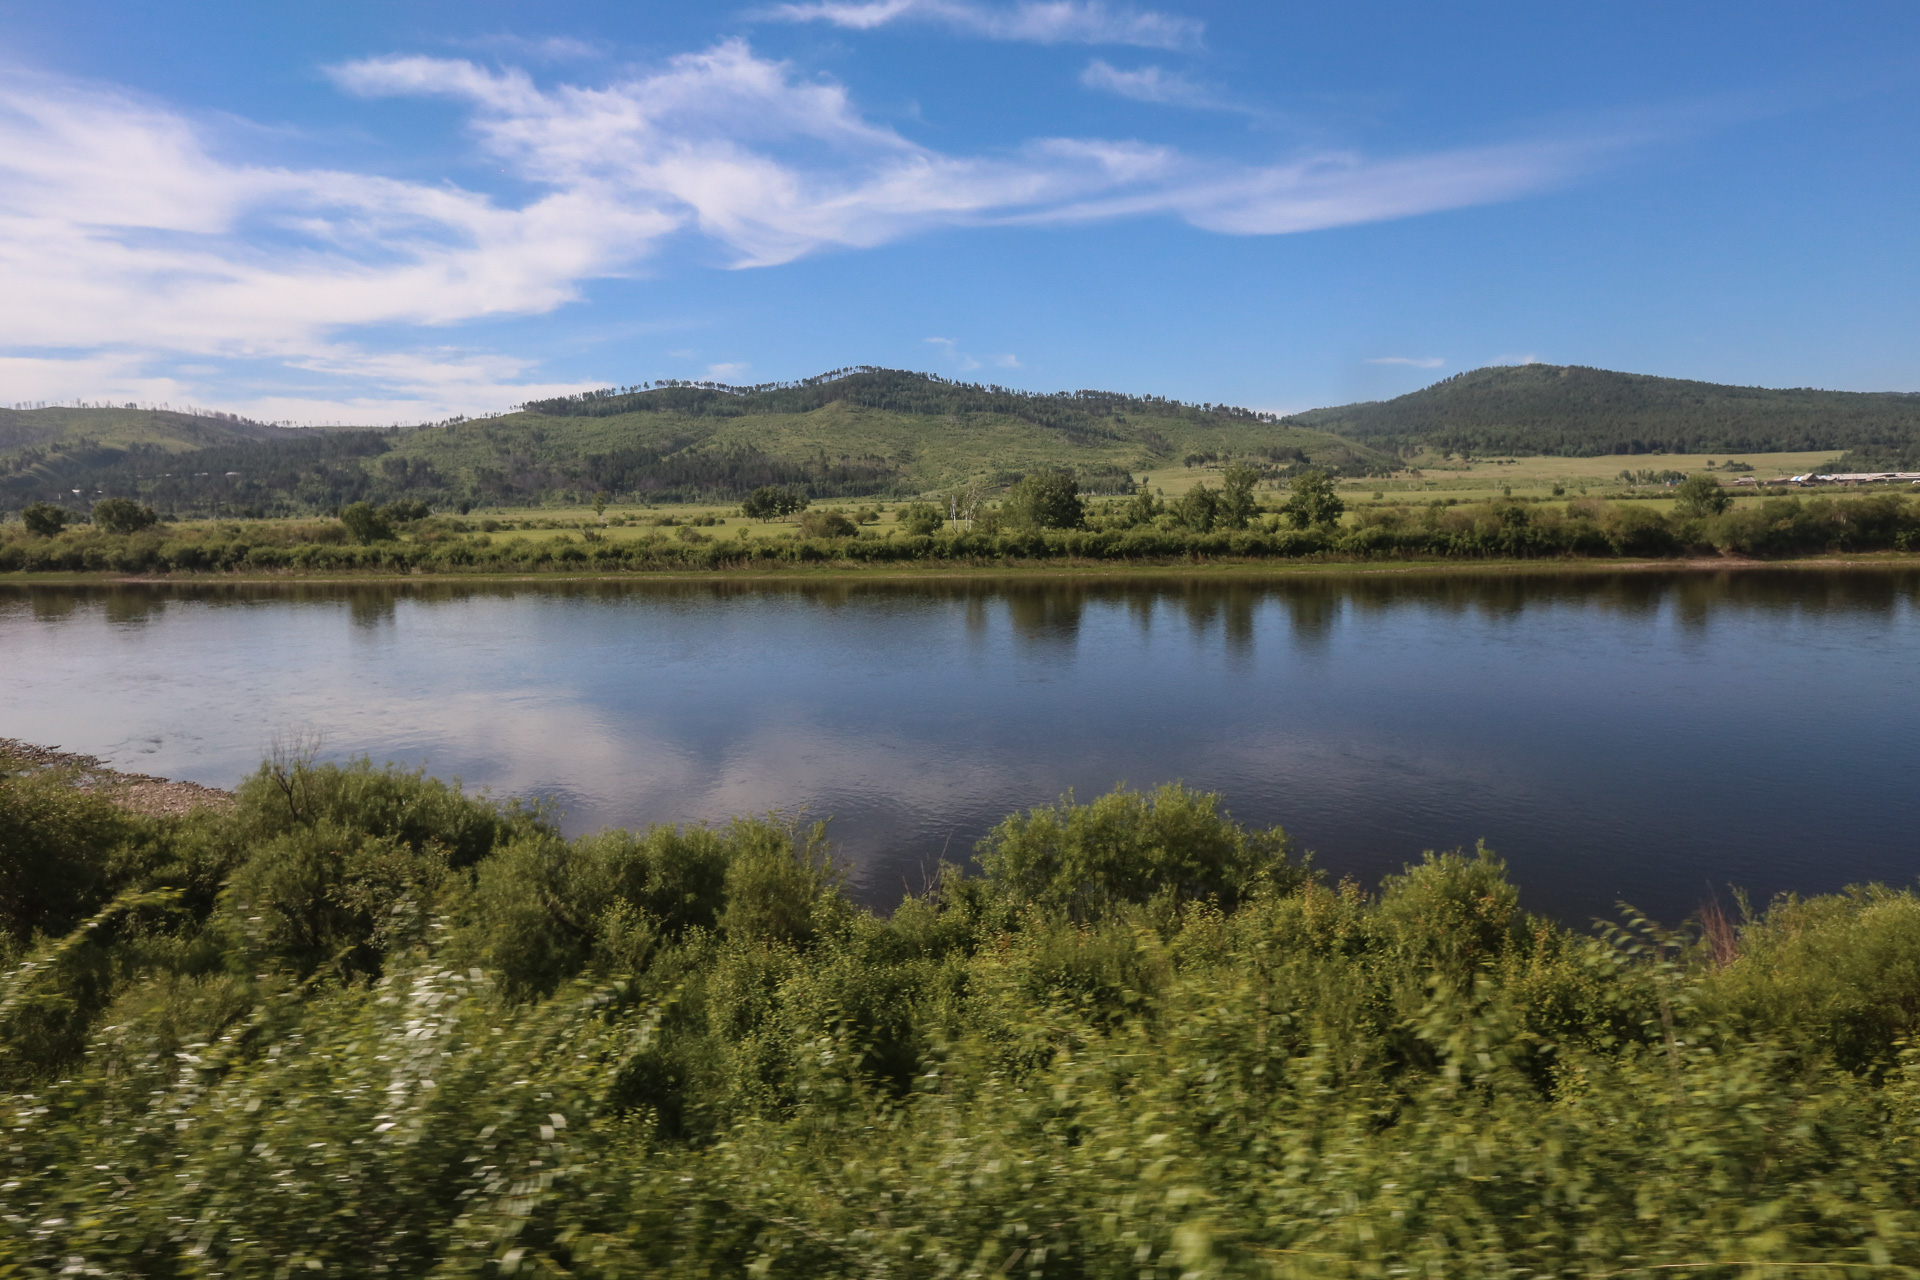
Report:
925,336,980,371
459,34,605,63
1079,58,1227,109
1488,352,1543,366
925,338,1021,372
0,44,1625,417
757,0,1202,49
707,361,751,378
1367,356,1445,369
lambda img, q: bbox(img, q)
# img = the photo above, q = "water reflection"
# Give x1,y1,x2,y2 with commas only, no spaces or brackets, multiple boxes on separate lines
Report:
4,568,1917,927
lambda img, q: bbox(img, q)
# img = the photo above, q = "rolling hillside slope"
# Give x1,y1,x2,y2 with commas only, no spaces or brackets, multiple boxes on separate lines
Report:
384,369,1388,504
1288,364,1920,458
1,370,1390,515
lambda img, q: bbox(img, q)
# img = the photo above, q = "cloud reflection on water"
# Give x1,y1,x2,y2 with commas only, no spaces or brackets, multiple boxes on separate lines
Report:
3,570,1918,923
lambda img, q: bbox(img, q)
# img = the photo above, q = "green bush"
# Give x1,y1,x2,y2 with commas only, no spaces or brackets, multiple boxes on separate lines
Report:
18,501,67,536
897,501,944,535
91,497,159,534
1002,470,1085,530
976,782,1308,920
338,500,394,543
0,764,132,945
12,762,1920,1273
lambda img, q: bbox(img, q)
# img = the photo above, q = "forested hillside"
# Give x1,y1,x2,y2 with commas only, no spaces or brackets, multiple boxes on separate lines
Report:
17,364,1920,519
385,368,1387,505
1290,363,1920,458
0,371,1386,516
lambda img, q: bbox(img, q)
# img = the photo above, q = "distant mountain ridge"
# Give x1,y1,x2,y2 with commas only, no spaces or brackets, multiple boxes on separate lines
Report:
10,363,1920,517
0,405,289,455
0,369,1387,516
1287,364,1920,460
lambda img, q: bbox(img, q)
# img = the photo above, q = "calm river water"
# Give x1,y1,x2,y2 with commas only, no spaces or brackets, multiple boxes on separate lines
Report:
3,570,1917,924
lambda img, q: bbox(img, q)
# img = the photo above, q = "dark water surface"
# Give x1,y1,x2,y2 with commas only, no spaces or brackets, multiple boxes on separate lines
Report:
4,571,1917,924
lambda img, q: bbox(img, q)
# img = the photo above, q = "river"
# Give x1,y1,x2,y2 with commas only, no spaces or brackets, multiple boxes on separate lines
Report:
4,569,1917,925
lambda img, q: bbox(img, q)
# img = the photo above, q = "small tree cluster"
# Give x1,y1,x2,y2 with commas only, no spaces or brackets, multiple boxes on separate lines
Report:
91,498,160,534
742,485,810,520
1002,470,1084,530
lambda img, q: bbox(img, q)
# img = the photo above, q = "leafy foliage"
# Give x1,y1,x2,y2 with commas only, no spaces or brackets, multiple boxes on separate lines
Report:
5,491,1920,575
741,485,809,520
1003,470,1085,530
338,500,394,544
795,508,856,538
89,497,158,534
18,502,65,536
8,756,1920,1276
1675,473,1734,517
897,501,944,535
1279,468,1346,529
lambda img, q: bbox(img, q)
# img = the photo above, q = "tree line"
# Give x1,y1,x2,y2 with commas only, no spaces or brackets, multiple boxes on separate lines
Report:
8,482,1916,574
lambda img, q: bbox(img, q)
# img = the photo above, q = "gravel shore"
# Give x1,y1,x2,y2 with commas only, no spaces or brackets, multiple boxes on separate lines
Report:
0,738,236,817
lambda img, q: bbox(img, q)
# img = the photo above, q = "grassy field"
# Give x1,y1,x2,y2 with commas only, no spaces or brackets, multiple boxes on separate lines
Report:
1146,450,1860,508
81,447,1899,551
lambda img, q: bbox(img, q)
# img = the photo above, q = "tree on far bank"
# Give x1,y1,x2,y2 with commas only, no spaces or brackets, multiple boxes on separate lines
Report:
742,486,808,521
20,503,68,536
1172,484,1221,532
1003,471,1084,530
92,498,159,535
339,502,395,544
1281,469,1345,529
1675,473,1733,518
1219,463,1262,528
898,502,944,536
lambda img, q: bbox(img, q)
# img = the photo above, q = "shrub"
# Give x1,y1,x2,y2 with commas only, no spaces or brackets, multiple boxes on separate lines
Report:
742,485,808,520
1002,471,1084,530
338,501,395,543
897,501,944,535
91,497,159,534
975,782,1307,920
0,764,132,945
19,502,67,536
1281,468,1345,528
1674,473,1733,518
796,508,856,538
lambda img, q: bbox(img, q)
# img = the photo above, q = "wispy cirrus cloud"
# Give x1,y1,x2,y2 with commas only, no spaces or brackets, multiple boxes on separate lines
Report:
1367,356,1446,369
756,0,1202,49
0,40,1626,419
1079,58,1233,110
925,336,1020,371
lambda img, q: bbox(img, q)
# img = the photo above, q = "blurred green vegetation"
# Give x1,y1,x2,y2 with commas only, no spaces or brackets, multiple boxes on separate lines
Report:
7,751,1920,1276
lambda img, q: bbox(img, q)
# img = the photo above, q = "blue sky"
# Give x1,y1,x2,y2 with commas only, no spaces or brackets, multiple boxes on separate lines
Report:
1,0,1916,423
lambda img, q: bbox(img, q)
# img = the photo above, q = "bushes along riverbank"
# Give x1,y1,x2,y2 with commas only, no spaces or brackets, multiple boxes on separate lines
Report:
6,752,1920,1275
5,491,1920,575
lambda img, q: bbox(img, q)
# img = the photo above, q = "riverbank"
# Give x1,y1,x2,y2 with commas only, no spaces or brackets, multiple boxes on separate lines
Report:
6,548,1920,588
7,489,1920,578
0,737,233,817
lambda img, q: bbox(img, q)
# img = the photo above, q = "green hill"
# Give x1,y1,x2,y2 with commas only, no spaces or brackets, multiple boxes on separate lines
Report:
1287,363,1920,460
0,405,288,456
1,370,1391,517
